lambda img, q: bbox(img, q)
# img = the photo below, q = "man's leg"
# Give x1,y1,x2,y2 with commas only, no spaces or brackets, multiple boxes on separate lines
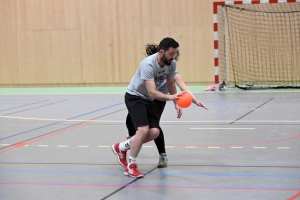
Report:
154,127,166,154
155,126,168,168
126,113,136,138
111,128,154,169
153,100,168,168
114,126,159,166
129,126,159,157
112,93,160,178
120,126,159,178
153,100,166,154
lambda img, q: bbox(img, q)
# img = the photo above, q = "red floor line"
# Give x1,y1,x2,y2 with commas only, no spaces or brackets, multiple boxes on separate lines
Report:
0,182,299,191
287,191,300,200
0,121,94,155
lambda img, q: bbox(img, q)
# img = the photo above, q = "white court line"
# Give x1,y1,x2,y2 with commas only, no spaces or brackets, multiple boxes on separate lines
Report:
6,144,293,150
57,145,68,148
1,115,300,123
277,147,290,149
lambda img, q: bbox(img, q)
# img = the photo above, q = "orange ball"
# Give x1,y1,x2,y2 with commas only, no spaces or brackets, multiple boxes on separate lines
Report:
177,93,192,108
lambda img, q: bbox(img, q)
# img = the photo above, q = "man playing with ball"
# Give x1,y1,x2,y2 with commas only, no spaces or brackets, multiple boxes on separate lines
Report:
125,45,207,169
111,37,185,178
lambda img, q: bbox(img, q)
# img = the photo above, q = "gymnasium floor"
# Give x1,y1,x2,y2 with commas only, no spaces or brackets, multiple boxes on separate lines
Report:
0,86,299,200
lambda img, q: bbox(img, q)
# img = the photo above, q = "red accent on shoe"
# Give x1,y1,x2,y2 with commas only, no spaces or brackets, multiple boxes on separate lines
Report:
111,143,127,167
124,163,143,178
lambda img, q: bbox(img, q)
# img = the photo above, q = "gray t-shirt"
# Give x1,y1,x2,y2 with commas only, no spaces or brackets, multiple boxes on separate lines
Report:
157,69,178,94
127,53,176,100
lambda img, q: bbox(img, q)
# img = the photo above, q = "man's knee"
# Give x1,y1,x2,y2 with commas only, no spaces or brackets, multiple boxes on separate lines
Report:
136,126,149,136
150,128,160,139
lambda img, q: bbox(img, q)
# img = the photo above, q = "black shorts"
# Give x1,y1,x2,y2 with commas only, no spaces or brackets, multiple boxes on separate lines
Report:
125,92,160,130
126,98,166,136
153,99,166,121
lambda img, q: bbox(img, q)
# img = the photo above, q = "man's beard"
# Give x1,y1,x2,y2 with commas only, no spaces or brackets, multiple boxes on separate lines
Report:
161,53,173,66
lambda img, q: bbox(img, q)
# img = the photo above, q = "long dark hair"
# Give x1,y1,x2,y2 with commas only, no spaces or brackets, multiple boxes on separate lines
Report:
145,44,159,56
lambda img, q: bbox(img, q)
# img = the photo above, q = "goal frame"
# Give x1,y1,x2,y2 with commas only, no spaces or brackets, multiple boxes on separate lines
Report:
213,0,300,92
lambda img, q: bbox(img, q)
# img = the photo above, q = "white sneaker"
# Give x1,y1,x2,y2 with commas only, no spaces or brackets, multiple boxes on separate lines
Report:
157,153,168,168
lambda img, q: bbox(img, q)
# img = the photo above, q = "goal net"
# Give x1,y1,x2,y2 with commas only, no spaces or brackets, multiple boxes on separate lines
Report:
216,1,300,90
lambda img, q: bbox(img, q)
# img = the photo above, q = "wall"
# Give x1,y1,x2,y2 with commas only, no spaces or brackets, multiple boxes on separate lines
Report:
0,0,221,86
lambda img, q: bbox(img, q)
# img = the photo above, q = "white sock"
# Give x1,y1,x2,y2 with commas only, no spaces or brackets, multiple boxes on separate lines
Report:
119,139,131,151
128,155,136,164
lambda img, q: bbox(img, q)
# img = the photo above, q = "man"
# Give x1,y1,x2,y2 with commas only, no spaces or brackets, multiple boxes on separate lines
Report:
111,37,184,178
125,46,207,168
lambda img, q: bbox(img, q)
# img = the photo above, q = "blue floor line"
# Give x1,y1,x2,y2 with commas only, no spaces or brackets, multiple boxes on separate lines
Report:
0,102,124,141
0,170,299,178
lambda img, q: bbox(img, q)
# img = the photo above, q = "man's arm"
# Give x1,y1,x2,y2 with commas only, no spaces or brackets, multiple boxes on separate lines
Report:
175,74,208,110
166,74,184,118
145,80,182,101
166,74,177,95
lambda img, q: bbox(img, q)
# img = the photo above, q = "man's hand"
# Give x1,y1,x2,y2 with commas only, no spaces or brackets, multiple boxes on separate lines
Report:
173,92,186,118
175,104,183,118
169,91,186,101
194,101,208,110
